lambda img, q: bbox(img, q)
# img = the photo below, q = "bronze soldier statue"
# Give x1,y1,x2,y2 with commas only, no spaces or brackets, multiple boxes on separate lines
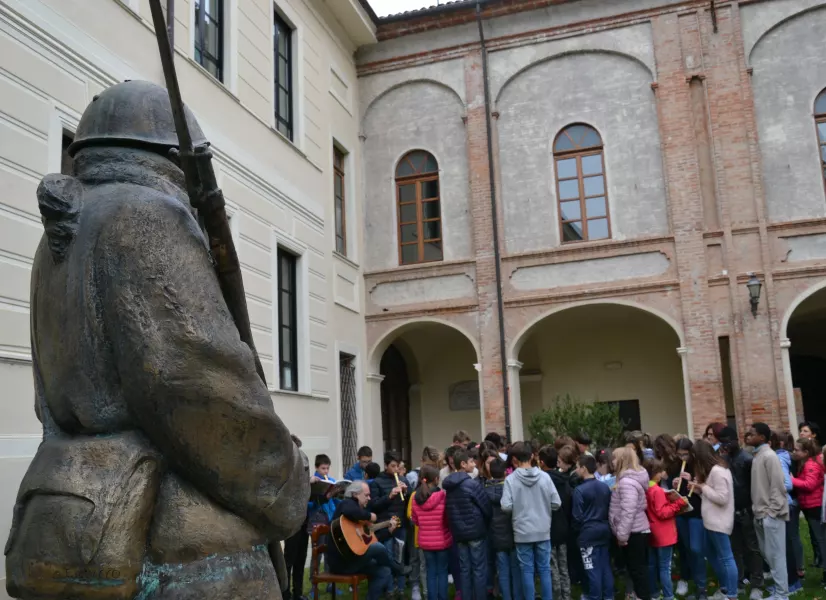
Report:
4,79,309,599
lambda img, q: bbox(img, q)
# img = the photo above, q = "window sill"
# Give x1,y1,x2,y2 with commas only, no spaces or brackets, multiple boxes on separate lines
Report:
268,387,330,401
114,0,141,18
364,258,476,278
333,251,360,270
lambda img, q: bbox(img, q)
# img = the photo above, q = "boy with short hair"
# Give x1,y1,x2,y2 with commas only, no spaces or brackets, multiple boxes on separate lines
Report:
485,458,522,600
502,441,561,600
310,455,337,526
444,449,491,600
539,445,572,600
370,452,410,597
345,446,373,481
365,462,381,484
573,454,614,600
576,433,593,457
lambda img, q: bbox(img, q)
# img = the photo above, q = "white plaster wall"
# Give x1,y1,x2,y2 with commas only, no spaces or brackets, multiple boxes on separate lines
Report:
518,304,687,437
747,3,826,222
362,80,473,271
497,51,668,254
0,0,369,586
510,252,670,291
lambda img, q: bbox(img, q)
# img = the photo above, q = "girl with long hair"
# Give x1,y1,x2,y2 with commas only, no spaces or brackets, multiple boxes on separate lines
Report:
609,446,652,600
704,423,726,451
411,465,452,600
792,437,826,586
691,440,737,600
672,437,705,598
653,434,680,485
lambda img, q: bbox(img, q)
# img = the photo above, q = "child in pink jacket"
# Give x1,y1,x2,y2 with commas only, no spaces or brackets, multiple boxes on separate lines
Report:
411,465,452,600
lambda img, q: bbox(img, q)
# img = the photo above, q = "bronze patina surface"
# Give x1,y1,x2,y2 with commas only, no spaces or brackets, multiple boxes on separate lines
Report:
4,80,309,599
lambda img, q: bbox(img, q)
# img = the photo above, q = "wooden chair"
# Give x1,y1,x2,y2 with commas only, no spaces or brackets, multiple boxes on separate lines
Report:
310,524,366,600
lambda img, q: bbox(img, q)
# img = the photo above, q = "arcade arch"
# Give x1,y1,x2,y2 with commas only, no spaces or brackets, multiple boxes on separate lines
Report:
781,282,826,429
509,302,689,439
369,320,483,465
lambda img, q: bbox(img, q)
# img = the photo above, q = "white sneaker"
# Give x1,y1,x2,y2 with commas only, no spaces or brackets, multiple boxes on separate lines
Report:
749,589,763,600
677,581,690,597
710,590,727,600
412,584,421,600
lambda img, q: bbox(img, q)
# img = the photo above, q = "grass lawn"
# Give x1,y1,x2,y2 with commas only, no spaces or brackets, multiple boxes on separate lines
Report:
303,522,826,600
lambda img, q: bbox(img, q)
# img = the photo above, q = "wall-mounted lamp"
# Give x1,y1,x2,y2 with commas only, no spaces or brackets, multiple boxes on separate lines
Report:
746,273,762,318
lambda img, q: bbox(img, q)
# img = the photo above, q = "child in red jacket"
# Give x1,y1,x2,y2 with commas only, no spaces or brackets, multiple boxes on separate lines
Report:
644,459,688,600
792,438,826,584
411,465,453,600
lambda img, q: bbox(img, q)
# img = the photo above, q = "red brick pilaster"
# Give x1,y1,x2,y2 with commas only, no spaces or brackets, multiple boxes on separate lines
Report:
463,49,507,437
652,13,726,437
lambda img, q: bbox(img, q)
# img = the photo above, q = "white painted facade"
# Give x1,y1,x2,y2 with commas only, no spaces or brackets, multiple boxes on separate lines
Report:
0,0,374,593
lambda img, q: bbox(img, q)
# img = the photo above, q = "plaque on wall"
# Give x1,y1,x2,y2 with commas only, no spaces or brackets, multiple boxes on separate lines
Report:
449,380,480,411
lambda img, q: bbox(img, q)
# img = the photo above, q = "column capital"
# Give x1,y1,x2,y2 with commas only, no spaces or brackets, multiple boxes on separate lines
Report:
366,373,385,383
507,359,524,370
780,338,791,349
676,346,689,356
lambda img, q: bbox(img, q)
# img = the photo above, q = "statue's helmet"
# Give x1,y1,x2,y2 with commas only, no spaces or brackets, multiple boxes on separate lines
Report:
67,80,207,157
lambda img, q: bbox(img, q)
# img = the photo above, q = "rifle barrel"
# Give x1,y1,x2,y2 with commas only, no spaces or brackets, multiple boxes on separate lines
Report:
148,0,193,154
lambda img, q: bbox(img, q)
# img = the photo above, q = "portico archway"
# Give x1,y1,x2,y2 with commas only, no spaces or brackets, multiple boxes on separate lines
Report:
781,283,826,429
369,320,483,464
509,302,689,440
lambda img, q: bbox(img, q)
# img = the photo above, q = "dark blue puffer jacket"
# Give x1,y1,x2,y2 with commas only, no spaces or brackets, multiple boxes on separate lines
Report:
443,472,491,543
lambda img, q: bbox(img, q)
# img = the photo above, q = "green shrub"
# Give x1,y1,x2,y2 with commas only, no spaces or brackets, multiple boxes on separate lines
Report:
526,394,625,448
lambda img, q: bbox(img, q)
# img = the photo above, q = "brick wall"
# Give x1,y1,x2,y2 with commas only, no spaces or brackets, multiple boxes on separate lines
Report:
361,0,826,439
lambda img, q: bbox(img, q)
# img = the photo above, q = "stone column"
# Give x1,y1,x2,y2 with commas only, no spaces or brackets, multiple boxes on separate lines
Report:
364,373,385,453
507,360,524,442
677,347,694,434
780,339,798,431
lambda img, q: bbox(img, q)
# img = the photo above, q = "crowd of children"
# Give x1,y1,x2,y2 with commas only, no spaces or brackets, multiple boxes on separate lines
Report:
287,421,826,600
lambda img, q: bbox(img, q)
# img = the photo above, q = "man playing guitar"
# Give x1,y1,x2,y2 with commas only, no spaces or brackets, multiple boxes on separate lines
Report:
327,481,411,600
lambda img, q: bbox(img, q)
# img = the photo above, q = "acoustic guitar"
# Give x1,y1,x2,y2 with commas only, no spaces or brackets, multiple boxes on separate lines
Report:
330,515,401,560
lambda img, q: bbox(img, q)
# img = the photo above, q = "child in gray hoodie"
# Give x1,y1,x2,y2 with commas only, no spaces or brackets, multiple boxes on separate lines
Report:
502,441,562,600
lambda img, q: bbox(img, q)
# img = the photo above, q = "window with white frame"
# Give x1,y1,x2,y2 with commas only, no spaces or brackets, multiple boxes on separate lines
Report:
194,0,224,81
334,146,347,255
273,9,293,140
277,247,299,391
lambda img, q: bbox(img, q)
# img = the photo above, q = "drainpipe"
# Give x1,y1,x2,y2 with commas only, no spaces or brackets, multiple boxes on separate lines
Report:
476,2,511,443
166,0,175,49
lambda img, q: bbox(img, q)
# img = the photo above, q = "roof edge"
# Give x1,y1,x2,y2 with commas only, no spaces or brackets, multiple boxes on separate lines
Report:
376,0,490,23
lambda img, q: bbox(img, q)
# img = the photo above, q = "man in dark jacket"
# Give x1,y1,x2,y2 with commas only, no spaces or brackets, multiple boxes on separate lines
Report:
719,427,764,598
540,446,572,600
444,450,492,600
556,445,583,590
327,482,408,600
573,455,614,600
484,459,521,600
369,452,410,596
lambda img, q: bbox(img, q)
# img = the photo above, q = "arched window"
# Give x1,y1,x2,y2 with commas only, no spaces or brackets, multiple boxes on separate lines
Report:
553,124,610,243
396,150,443,265
815,90,826,189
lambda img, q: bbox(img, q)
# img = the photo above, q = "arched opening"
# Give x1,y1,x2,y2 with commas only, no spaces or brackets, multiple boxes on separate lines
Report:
515,303,687,436
373,322,482,465
786,285,826,426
